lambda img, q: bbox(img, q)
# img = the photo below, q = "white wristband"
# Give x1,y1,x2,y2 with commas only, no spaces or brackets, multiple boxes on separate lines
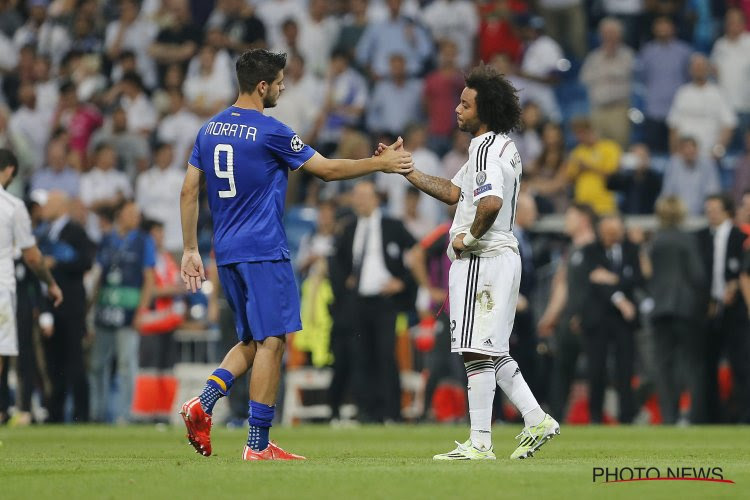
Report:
463,232,478,247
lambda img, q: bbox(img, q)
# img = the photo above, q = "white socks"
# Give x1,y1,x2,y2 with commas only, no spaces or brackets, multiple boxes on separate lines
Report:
494,356,545,428
464,360,496,451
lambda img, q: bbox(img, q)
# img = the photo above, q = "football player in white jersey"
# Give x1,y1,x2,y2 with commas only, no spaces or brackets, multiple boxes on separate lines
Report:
0,149,62,377
378,65,559,459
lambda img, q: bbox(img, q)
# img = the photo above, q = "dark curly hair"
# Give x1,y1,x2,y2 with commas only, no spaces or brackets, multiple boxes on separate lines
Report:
236,49,288,95
465,65,522,134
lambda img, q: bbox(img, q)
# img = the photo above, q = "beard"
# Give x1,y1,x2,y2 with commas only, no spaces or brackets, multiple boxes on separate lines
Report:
457,116,480,135
263,92,279,108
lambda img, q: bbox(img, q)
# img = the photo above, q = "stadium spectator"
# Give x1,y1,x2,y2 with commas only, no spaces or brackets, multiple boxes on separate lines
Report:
335,0,369,60
206,0,266,54
37,190,95,423
8,82,51,172
256,0,305,50
52,81,103,169
581,214,643,423
695,194,750,423
12,0,71,67
420,0,479,71
106,71,157,136
296,200,337,279
89,106,149,177
183,44,236,118
660,136,720,216
525,121,568,214
157,89,202,170
565,116,621,214
580,18,635,148
711,8,750,151
732,131,750,206
32,55,58,111
311,49,368,156
667,53,737,159
517,16,563,123
265,53,323,141
606,143,663,215
422,40,464,156
80,143,133,216
334,180,418,423
538,0,586,59
477,0,523,64
538,203,597,421
646,196,705,424
296,0,340,79
355,0,432,79
104,0,158,89
135,142,183,253
402,187,432,240
636,16,692,154
511,101,544,169
148,0,199,78
378,124,442,227
366,53,423,137
441,128,471,180
90,200,155,423
30,139,80,198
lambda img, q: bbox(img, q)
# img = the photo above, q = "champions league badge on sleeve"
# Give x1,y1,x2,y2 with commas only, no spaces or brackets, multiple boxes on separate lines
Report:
476,171,487,186
291,135,305,152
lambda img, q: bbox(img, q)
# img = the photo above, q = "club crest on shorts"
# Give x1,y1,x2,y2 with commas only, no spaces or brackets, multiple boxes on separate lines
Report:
290,135,305,152
476,171,487,186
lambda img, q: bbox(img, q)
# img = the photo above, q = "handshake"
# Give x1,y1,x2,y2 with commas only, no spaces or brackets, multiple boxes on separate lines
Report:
374,136,414,176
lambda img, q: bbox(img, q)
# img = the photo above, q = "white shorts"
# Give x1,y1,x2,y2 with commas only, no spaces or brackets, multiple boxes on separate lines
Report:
0,288,18,356
449,250,521,356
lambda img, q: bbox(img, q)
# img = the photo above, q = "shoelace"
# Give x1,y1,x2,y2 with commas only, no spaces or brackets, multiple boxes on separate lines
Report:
515,428,540,446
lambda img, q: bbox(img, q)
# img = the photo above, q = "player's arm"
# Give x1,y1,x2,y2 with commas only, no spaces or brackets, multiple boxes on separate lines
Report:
302,142,412,181
452,195,502,254
22,245,63,307
403,169,461,205
180,165,205,292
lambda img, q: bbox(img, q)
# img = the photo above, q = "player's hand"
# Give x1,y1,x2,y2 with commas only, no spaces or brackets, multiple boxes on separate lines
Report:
428,286,447,304
452,233,468,259
375,136,404,156
381,277,405,296
615,298,637,322
47,282,63,307
537,314,556,337
516,294,529,313
589,267,618,285
181,250,206,293
378,145,413,175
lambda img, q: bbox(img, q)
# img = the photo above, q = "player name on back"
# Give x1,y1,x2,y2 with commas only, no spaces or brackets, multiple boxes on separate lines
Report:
205,121,257,141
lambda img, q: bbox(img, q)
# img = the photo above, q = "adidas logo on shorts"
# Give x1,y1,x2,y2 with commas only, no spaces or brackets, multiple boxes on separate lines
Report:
483,339,493,347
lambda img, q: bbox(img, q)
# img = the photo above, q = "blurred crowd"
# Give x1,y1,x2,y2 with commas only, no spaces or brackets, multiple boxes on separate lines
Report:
2,0,750,425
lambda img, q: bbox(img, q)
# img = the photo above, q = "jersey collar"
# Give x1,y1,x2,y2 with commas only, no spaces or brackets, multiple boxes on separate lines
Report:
469,131,497,154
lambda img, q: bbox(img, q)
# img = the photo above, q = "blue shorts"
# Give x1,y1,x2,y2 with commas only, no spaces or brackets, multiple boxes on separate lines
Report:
217,260,302,342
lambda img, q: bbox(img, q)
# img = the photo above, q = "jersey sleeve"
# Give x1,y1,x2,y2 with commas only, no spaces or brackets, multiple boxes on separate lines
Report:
188,129,203,171
450,164,465,187
265,122,316,171
471,145,507,206
13,202,36,250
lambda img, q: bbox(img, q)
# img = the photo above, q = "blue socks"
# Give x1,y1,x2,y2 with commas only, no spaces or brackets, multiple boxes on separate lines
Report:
247,400,275,451
199,368,234,415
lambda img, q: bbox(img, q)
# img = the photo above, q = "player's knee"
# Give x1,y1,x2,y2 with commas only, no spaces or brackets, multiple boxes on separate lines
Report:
258,335,286,355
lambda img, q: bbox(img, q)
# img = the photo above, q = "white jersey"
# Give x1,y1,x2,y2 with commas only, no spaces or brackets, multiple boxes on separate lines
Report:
449,131,521,259
0,185,36,290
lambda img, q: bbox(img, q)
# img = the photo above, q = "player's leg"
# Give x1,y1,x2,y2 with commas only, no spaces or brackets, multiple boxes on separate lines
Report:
240,260,304,460
490,252,558,459
181,264,256,456
434,255,495,460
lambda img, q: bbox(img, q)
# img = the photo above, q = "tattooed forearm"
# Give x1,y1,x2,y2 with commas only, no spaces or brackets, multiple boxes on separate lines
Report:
469,196,502,238
404,169,460,205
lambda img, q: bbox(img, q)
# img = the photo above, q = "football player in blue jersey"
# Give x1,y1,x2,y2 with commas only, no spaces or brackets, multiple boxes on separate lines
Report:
178,49,412,460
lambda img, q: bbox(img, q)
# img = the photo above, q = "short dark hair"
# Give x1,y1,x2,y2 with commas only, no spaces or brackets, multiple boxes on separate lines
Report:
0,149,19,180
705,193,735,216
465,64,522,134
121,71,144,90
571,202,598,227
236,49,287,95
141,218,164,232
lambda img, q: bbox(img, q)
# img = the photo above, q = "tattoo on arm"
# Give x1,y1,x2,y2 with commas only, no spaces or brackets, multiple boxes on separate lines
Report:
404,169,459,205
469,196,502,238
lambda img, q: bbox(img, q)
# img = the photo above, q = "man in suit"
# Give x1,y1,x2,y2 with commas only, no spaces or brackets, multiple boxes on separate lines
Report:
580,214,644,423
695,193,750,423
334,180,420,423
37,190,95,422
647,196,706,424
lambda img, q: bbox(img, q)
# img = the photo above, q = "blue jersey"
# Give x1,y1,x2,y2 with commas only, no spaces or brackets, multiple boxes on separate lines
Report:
189,106,315,265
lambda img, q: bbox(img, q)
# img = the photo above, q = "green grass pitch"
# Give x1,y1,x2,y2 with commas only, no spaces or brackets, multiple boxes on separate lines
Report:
1,424,749,499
